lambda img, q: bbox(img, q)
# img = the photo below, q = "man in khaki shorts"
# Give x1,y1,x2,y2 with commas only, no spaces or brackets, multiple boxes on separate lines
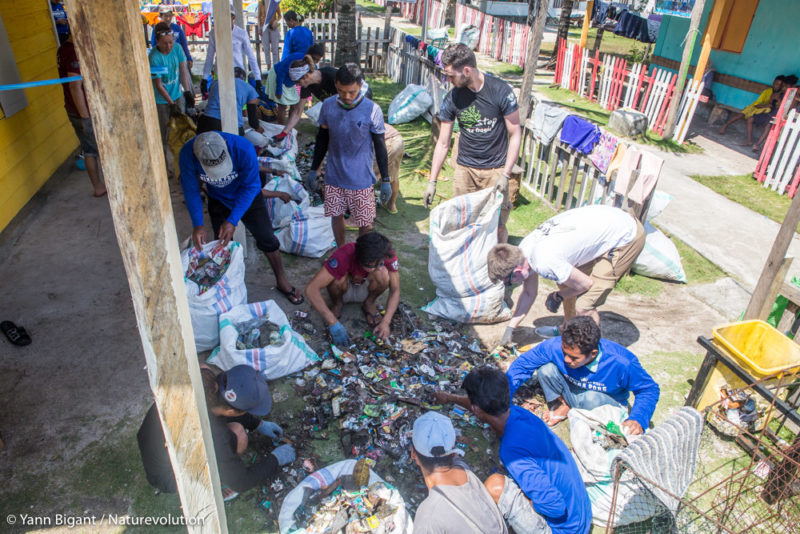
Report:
423,44,522,243
487,205,646,344
373,124,405,214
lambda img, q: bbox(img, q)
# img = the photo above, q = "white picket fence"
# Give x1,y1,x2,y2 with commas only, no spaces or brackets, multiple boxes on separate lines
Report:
763,109,800,195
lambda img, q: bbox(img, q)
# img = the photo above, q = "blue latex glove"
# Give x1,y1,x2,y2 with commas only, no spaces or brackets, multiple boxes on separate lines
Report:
379,180,392,206
305,169,318,192
256,421,283,440
329,321,351,347
271,443,296,466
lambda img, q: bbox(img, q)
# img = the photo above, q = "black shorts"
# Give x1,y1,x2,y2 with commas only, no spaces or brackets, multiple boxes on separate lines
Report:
207,192,280,254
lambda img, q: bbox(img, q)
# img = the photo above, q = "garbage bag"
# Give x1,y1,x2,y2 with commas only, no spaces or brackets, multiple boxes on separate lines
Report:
305,101,323,126
458,24,480,50
278,459,413,534
388,84,433,125
264,175,311,228
423,188,512,323
276,205,336,258
258,120,298,160
208,300,319,380
569,406,657,528
631,222,686,283
181,240,247,351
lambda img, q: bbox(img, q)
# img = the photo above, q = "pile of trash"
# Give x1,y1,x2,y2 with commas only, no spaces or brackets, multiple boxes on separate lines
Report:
294,481,400,533
235,315,283,350
276,304,511,512
185,246,231,294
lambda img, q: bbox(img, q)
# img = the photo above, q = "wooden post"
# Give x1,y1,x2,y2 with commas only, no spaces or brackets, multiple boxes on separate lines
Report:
580,0,594,48
662,0,705,139
383,1,393,59
212,0,238,134
745,192,800,319
421,0,430,42
63,1,227,531
694,0,730,80
518,0,548,121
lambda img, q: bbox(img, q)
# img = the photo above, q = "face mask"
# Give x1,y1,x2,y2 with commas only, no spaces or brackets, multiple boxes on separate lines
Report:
337,92,365,110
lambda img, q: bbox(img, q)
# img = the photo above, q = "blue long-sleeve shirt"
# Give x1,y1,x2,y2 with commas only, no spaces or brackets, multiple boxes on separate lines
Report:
507,337,660,430
151,22,193,64
179,133,260,227
281,25,314,61
500,406,592,534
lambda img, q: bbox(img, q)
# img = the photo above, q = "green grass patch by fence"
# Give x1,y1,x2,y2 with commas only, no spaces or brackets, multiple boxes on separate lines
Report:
690,174,800,233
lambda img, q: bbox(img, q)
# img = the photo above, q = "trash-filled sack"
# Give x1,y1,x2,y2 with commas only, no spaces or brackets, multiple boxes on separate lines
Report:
276,205,336,258
458,24,480,50
388,84,433,125
264,175,311,228
423,188,512,323
568,405,655,528
208,300,319,380
631,222,686,283
181,240,247,351
258,120,299,160
305,101,323,126
278,459,413,534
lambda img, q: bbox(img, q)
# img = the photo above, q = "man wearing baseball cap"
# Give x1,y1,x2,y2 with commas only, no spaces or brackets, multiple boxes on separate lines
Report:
411,412,507,533
137,365,295,499
179,131,304,305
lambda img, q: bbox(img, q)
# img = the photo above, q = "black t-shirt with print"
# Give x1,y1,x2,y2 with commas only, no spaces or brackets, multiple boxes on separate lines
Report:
439,73,519,169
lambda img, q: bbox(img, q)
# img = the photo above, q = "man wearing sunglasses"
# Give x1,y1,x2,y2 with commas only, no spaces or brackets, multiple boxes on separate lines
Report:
487,205,645,344
305,232,400,347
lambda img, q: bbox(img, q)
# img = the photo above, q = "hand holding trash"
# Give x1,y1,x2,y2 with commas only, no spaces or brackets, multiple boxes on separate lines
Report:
422,181,437,209
622,419,643,435
373,319,391,340
500,326,515,346
271,443,296,466
270,131,287,145
276,191,291,203
328,321,351,347
379,180,392,206
217,221,236,248
257,421,283,440
304,170,318,192
192,226,207,249
545,291,563,313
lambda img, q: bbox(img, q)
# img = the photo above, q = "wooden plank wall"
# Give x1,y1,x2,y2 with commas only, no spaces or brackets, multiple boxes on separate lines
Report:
0,1,77,232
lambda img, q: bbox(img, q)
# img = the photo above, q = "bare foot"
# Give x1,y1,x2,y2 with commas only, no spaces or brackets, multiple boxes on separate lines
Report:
542,400,570,426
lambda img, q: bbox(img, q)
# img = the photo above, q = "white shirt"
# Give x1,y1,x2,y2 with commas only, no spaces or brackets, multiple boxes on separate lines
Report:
520,205,637,284
203,25,261,80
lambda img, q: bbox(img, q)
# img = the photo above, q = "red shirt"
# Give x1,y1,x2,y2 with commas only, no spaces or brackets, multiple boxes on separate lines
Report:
57,41,83,116
324,242,398,283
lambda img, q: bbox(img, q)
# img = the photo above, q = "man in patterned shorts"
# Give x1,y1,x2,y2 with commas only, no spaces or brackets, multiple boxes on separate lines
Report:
306,63,391,247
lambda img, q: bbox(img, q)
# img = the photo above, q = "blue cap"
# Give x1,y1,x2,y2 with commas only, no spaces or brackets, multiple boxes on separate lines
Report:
218,365,272,416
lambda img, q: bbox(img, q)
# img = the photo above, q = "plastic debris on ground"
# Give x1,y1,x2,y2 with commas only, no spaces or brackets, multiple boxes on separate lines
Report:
235,315,283,350
184,246,231,294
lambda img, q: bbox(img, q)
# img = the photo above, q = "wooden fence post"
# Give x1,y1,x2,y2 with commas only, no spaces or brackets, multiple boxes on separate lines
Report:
64,0,227,531
518,0,548,121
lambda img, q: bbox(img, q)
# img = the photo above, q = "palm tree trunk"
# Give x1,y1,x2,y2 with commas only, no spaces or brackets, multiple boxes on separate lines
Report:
335,0,359,65
549,0,575,62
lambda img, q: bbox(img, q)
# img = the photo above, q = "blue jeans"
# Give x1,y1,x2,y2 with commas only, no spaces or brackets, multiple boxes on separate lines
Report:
537,362,622,410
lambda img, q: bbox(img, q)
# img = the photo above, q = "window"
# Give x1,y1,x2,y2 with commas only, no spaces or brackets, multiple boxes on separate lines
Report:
711,0,759,54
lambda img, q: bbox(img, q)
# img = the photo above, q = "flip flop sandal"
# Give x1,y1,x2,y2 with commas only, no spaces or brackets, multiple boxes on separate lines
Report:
361,306,382,329
277,286,304,305
1,321,32,346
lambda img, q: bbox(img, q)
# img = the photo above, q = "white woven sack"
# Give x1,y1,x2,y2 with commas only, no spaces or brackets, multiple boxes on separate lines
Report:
258,120,298,160
423,188,511,323
208,300,319,380
632,222,686,283
388,84,433,124
264,175,310,228
278,459,413,534
276,205,336,258
305,101,323,125
181,240,247,351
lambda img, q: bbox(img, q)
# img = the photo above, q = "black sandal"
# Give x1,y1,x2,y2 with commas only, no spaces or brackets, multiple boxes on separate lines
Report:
1,321,31,346
277,286,304,305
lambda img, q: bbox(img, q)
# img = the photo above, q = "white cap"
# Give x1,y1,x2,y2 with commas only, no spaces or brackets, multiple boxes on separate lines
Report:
412,411,464,457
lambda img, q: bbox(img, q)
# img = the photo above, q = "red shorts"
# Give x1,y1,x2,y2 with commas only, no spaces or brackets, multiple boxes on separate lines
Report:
324,185,376,227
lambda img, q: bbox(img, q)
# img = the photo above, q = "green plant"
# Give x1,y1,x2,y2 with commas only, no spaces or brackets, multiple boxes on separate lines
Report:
281,0,334,17
625,43,649,64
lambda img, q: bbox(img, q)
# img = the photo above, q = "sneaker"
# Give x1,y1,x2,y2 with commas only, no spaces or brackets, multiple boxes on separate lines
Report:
535,325,560,339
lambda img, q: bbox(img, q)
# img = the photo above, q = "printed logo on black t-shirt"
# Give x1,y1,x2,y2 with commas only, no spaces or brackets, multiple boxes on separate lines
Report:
457,104,498,134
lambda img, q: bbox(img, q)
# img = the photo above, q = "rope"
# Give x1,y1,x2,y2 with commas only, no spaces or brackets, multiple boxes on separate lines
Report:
0,67,169,92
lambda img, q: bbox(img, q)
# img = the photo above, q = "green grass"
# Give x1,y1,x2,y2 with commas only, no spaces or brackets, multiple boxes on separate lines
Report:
690,174,800,233
540,27,655,62
535,86,703,154
356,0,386,14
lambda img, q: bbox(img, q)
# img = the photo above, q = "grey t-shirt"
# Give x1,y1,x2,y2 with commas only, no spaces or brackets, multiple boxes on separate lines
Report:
414,461,508,534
